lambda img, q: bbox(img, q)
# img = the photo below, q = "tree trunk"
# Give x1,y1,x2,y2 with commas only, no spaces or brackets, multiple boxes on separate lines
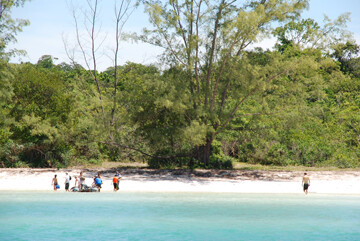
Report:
203,137,213,167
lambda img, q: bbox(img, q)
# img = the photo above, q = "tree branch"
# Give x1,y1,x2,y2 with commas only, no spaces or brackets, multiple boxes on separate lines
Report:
150,10,186,66
194,0,203,105
112,0,134,125
209,37,241,111
204,0,226,107
215,68,289,136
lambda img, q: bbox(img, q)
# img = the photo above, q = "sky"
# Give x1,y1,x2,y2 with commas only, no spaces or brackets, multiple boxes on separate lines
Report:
8,0,360,71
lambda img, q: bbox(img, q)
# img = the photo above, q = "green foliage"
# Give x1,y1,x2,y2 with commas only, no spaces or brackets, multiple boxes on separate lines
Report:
273,14,352,52
1,1,359,169
0,0,30,58
0,60,13,146
332,41,360,78
36,55,56,69
208,155,233,170
1,54,358,168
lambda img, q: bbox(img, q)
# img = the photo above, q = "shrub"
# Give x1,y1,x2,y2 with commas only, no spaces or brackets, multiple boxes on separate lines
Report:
322,152,359,168
263,143,289,166
208,154,233,170
238,143,256,163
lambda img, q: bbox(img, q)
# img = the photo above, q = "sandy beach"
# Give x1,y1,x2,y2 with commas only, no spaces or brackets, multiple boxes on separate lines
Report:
0,168,359,194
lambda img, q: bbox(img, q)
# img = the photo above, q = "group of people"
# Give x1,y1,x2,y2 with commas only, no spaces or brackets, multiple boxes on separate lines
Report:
52,171,311,194
51,171,122,192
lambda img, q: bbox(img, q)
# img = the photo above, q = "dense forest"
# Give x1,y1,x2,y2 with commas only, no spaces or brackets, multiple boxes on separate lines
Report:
1,0,359,169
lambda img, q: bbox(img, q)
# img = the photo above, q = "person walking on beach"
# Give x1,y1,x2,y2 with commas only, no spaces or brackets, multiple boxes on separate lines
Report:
302,173,310,195
94,172,103,192
64,173,70,192
113,174,120,192
51,175,58,191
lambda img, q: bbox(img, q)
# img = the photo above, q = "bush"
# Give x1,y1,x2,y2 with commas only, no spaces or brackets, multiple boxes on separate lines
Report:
211,140,223,155
88,158,102,165
0,141,23,167
208,154,233,170
321,152,359,168
238,143,256,163
262,143,289,166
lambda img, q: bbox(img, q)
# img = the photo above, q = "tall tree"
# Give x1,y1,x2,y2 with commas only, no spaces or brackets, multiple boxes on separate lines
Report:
65,0,136,146
139,0,310,165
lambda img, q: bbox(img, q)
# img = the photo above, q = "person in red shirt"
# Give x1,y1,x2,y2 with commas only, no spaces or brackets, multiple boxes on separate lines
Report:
113,174,119,192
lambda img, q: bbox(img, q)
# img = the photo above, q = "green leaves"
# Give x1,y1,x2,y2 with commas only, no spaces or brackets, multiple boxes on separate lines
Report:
0,0,30,58
12,64,73,123
182,120,211,146
1,0,359,168
273,13,352,52
21,114,59,142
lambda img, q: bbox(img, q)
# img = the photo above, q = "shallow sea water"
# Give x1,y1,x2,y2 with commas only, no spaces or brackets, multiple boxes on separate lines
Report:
0,192,359,240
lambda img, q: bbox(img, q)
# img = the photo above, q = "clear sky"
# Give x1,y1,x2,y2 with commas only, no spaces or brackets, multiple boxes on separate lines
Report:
8,0,360,71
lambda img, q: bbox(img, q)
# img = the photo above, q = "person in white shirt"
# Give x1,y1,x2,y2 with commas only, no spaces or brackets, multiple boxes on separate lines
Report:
64,173,70,192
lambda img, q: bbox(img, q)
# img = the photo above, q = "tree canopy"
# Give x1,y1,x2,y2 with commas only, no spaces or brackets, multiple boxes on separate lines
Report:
1,0,359,169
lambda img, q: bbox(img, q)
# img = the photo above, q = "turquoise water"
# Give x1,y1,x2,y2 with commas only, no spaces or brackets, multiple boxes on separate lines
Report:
0,192,359,240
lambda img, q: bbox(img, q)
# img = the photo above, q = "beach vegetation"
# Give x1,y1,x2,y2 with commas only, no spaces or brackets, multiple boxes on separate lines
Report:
1,0,359,169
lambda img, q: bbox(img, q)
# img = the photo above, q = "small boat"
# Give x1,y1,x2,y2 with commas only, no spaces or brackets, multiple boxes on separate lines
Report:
70,184,98,192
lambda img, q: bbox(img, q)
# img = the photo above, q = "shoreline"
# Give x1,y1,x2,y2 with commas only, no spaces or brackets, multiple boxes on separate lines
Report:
1,168,360,194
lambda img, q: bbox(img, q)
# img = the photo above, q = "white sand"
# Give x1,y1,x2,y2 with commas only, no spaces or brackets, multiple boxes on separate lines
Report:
0,168,360,194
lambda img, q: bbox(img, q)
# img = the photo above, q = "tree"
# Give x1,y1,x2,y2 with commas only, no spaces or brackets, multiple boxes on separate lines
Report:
0,0,29,167
332,41,360,78
273,13,352,52
139,0,310,166
0,0,29,115
0,0,29,58
7,63,75,167
65,0,137,152
36,55,56,69
0,59,13,148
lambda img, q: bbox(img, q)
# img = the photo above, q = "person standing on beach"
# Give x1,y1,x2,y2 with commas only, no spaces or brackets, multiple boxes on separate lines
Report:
79,172,85,190
51,175,58,191
94,172,103,192
302,173,310,195
64,173,70,192
113,174,120,192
